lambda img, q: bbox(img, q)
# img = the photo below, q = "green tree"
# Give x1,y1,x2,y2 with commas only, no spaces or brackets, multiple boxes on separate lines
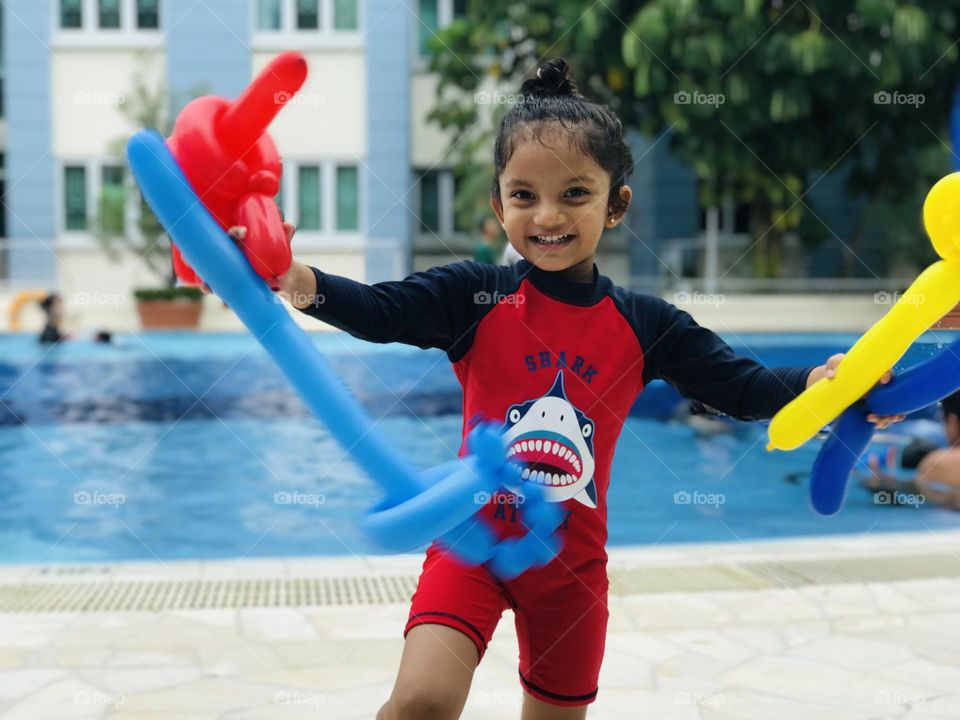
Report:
426,0,960,277
96,69,209,287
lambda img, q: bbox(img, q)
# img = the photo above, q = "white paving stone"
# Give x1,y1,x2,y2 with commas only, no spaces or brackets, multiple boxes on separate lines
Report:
0,534,958,717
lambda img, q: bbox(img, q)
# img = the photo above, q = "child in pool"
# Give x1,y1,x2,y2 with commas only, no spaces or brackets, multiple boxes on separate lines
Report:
37,293,112,345
233,58,903,719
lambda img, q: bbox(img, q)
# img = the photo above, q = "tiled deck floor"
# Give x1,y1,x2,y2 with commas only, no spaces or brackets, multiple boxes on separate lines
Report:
3,532,960,719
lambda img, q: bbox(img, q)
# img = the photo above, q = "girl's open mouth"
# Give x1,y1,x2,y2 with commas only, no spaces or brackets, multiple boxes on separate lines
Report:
530,234,575,248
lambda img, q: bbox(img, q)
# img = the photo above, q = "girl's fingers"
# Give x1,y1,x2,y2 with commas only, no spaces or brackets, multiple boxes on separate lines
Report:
282,222,297,243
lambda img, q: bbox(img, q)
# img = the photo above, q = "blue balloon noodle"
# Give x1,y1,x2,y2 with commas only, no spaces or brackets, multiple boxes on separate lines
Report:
126,130,563,577
127,130,424,502
810,337,960,515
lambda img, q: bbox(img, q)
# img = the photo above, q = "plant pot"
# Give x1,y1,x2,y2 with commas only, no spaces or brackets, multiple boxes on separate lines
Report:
136,299,203,329
935,301,960,330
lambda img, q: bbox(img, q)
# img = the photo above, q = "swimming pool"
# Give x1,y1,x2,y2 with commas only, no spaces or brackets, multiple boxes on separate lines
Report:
2,330,960,564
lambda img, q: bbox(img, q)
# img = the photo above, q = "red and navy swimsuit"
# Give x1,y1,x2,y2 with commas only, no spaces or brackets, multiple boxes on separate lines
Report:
300,259,811,706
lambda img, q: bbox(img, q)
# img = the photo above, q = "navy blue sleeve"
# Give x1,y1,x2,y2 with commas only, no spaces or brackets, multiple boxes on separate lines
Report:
626,294,815,421
297,260,497,354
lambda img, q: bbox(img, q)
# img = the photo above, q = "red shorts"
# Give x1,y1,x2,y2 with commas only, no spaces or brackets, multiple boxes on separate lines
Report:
404,544,609,707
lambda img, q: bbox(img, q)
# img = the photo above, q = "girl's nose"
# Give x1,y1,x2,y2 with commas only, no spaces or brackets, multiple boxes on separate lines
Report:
534,204,566,227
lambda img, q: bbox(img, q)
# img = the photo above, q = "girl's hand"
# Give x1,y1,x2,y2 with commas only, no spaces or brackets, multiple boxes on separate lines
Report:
811,353,906,430
198,222,297,294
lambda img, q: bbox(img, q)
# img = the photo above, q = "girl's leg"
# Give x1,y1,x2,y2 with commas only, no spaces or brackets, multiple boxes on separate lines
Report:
377,624,480,720
520,692,588,720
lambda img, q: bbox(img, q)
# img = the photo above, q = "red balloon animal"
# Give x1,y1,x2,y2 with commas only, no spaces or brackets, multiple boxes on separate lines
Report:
165,51,307,287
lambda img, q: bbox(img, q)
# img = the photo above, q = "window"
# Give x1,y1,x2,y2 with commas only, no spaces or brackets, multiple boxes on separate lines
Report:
137,0,159,29
419,171,440,232
418,0,465,55
334,0,358,30
418,0,438,56
336,166,359,231
257,0,282,30
64,166,88,231
100,166,126,234
59,0,160,32
99,0,121,28
416,168,467,236
452,172,471,232
256,0,359,36
283,161,361,235
297,166,321,230
297,0,319,29
60,0,83,28
275,173,284,217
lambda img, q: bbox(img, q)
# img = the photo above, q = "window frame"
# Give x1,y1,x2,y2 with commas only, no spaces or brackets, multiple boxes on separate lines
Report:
416,0,464,60
53,0,164,47
57,159,140,248
251,0,363,49
415,167,464,239
277,159,364,249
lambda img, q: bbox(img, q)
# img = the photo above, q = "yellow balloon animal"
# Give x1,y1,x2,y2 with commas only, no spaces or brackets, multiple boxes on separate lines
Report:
767,172,960,452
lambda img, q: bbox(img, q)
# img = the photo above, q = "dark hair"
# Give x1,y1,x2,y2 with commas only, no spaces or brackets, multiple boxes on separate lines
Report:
491,58,633,218
39,292,60,315
943,390,960,422
902,438,938,470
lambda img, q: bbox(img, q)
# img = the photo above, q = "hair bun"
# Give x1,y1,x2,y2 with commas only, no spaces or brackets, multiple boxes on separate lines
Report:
520,58,579,99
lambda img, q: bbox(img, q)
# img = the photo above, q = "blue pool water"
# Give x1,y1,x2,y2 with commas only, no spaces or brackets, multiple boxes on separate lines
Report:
2,330,960,564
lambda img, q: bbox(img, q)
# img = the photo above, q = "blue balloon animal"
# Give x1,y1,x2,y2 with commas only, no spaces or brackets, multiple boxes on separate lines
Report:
127,130,562,578
811,336,960,514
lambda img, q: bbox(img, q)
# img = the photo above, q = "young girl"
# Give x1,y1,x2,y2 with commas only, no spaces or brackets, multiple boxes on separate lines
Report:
237,58,901,719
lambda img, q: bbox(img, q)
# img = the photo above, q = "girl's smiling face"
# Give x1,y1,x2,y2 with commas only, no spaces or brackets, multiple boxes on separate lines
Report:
491,123,632,283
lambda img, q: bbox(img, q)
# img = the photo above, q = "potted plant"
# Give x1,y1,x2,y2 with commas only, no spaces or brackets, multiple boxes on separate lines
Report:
96,68,209,329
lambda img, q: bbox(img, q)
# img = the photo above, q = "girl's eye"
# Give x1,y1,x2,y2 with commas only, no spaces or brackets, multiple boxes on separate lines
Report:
511,190,534,200
566,188,590,198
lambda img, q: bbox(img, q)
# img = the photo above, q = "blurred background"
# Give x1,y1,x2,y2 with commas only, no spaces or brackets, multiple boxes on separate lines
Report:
1,1,959,330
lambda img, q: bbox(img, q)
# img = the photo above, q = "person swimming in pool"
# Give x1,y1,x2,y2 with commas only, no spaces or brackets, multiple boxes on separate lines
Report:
37,292,112,345
860,390,960,509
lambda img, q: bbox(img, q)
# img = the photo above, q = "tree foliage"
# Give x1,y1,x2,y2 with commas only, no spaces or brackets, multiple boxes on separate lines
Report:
426,0,960,277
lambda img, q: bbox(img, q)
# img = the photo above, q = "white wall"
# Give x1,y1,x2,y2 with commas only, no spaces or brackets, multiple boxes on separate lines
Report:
255,50,366,160
52,49,166,158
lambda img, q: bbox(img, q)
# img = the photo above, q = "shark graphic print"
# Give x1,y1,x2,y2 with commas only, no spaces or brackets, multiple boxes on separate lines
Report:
501,370,598,509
